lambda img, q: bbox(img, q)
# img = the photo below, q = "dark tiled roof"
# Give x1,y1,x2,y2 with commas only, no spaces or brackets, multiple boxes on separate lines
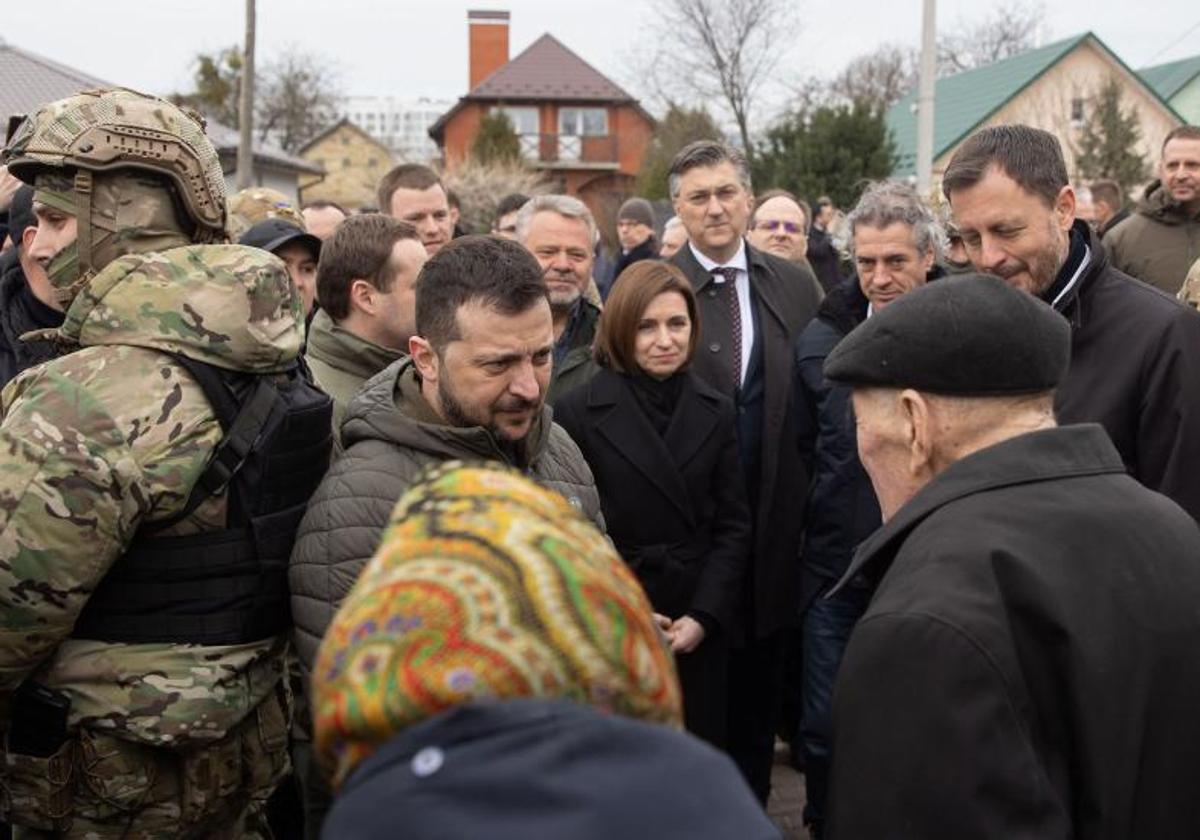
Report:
0,40,320,175
470,34,633,101
0,40,110,125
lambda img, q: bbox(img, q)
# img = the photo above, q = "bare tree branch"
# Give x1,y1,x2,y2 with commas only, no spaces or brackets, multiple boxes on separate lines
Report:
644,0,800,158
938,1,1043,76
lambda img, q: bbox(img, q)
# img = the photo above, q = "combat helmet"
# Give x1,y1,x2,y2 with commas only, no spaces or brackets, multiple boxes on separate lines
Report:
3,88,228,302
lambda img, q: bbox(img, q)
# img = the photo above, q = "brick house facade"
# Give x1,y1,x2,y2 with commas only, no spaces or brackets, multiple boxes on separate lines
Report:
430,10,655,223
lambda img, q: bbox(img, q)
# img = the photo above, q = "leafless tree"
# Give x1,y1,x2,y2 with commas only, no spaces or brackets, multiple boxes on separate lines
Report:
254,47,342,154
830,44,919,110
938,1,1043,76
646,0,800,159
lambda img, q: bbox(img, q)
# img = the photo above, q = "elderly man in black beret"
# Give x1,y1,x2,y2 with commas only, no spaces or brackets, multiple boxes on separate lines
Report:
823,274,1200,840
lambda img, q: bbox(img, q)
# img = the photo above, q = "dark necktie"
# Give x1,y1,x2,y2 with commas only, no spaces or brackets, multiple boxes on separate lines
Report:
712,267,742,388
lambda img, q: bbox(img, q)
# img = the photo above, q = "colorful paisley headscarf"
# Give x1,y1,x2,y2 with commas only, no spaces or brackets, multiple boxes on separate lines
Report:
312,461,683,788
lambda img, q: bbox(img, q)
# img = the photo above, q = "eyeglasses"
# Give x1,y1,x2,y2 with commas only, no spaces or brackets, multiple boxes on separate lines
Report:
755,220,804,235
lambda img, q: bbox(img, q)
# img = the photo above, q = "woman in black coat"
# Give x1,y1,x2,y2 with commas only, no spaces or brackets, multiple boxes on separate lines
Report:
555,260,752,748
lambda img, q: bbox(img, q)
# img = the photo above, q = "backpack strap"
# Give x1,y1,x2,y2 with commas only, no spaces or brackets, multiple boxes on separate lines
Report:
141,354,284,534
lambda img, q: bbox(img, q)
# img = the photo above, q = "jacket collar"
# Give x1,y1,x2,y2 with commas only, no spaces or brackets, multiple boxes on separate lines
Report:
587,368,722,524
831,424,1126,595
306,309,406,381
1046,220,1109,329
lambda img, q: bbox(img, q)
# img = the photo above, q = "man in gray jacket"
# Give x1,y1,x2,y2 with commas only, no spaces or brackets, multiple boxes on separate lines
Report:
289,235,604,835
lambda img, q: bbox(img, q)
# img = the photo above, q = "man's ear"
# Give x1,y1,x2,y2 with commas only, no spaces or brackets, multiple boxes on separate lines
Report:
1055,184,1076,232
348,279,377,316
898,389,933,475
409,335,439,384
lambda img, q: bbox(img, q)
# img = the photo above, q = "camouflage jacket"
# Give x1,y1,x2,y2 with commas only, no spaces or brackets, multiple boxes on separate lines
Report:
0,244,303,748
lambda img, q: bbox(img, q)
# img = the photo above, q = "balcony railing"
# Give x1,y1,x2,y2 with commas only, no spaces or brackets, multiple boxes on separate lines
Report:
518,133,618,166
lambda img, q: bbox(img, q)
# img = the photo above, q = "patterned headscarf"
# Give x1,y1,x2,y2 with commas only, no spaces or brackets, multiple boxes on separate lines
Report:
312,462,683,789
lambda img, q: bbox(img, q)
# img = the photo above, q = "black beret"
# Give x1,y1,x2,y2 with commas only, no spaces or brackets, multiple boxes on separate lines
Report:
824,273,1070,395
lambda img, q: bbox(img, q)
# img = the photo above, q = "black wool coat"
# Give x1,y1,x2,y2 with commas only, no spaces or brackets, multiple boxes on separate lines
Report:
671,241,820,637
1052,221,1200,522
827,424,1200,840
554,368,751,634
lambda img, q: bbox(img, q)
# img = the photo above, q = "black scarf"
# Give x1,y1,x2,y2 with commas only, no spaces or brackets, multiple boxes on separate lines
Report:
628,370,685,437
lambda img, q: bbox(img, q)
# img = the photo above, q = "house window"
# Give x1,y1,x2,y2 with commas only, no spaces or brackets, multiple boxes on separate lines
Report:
558,108,607,137
494,106,540,159
494,106,539,135
1070,98,1085,124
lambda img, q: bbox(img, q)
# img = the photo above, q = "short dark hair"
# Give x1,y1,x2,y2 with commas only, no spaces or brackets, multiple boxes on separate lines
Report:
377,164,444,214
316,215,419,321
302,199,348,215
415,235,549,353
752,188,811,234
667,140,752,199
495,193,529,220
1089,179,1123,210
942,125,1068,208
594,261,699,374
1163,125,1200,152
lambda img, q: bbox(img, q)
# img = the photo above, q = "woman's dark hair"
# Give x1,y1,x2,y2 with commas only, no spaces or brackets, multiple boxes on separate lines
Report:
594,260,700,374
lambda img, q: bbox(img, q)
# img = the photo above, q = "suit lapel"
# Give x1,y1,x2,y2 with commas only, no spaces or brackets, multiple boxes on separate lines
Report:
747,245,790,334
590,372,696,526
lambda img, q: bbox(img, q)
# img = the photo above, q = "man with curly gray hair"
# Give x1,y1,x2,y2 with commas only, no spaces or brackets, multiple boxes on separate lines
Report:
793,178,945,839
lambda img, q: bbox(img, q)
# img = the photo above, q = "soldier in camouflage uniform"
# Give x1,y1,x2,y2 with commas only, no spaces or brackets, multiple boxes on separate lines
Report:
226,187,305,242
0,88,316,837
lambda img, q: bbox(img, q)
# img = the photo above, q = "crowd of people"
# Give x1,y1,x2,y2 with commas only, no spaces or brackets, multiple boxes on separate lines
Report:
0,85,1198,840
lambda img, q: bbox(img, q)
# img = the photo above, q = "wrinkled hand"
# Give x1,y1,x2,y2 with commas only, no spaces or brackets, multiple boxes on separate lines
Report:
667,615,706,654
0,167,20,214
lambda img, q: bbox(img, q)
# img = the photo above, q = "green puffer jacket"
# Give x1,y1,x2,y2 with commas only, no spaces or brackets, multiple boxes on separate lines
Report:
289,357,605,680
0,244,303,747
1103,181,1200,295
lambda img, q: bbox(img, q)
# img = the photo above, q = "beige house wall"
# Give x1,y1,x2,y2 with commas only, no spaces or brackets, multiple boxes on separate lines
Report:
299,124,395,210
933,41,1181,188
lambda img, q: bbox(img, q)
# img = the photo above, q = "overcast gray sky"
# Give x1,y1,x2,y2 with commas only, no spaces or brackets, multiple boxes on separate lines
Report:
7,0,1200,121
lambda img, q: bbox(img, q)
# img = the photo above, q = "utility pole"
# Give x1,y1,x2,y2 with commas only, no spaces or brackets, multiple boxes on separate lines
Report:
916,0,937,196
236,0,256,190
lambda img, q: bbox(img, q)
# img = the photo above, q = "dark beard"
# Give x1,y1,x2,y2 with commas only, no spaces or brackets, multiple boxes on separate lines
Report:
437,376,537,459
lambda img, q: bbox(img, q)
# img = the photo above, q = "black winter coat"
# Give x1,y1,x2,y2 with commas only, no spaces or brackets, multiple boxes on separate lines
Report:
794,278,879,592
555,368,750,632
828,425,1200,840
0,252,63,388
805,226,842,293
1052,221,1200,521
556,369,752,743
671,242,820,637
323,699,781,840
612,235,658,284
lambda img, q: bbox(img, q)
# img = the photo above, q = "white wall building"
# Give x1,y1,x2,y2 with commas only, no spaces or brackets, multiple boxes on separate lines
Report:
337,96,453,163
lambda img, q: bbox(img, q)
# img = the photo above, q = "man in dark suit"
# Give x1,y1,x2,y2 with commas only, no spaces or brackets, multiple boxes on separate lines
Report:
668,140,821,802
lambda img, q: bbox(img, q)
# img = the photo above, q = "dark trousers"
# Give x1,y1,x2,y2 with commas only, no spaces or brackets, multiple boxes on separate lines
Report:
799,581,871,837
725,630,787,803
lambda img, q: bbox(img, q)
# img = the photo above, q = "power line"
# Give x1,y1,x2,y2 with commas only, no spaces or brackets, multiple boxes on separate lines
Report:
1144,18,1200,65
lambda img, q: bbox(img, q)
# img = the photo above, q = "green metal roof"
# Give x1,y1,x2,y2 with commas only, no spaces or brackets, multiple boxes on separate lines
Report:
888,34,1088,176
1139,54,1200,101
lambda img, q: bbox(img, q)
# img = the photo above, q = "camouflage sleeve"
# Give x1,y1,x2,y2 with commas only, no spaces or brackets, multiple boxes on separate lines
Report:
0,346,217,705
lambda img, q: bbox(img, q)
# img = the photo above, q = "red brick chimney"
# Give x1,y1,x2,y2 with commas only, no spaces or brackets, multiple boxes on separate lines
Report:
468,10,510,89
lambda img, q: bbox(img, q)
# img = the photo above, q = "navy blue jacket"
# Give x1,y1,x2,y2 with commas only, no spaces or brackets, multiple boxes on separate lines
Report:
323,699,781,840
795,277,880,590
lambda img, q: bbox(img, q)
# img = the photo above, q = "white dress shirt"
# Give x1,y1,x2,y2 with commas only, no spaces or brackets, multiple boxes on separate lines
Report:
690,240,755,384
